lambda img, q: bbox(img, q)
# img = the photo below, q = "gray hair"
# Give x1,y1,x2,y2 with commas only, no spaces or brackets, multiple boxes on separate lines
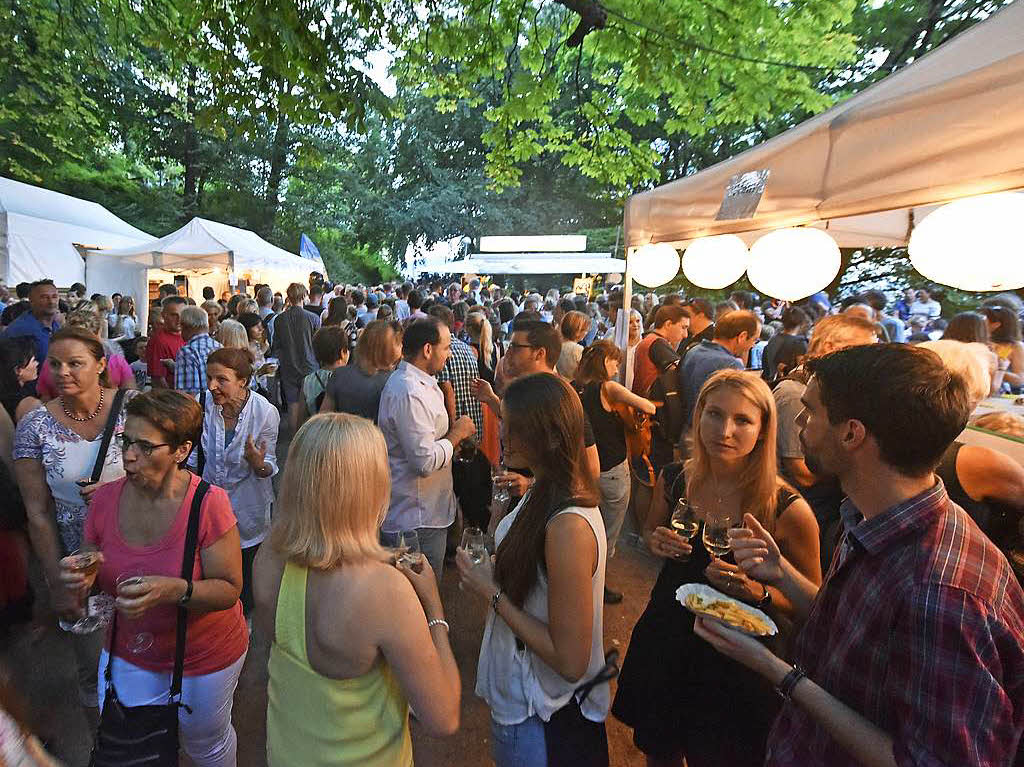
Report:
180,305,210,330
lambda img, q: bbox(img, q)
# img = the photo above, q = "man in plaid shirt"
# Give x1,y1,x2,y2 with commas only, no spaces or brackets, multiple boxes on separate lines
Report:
174,305,222,394
696,343,1024,766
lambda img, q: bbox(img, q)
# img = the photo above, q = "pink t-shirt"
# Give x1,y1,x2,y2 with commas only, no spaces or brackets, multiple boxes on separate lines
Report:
85,473,248,674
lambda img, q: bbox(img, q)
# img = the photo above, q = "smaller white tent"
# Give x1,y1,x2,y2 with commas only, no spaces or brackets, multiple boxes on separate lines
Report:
445,254,626,274
0,177,154,286
86,217,327,318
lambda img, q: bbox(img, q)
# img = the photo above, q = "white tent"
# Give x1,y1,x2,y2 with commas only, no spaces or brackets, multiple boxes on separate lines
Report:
0,177,154,286
444,253,626,274
623,0,1024,251
85,217,327,320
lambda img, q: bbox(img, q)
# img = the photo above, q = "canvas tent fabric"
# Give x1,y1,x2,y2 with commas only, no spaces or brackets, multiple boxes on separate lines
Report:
624,0,1024,252
0,177,154,286
444,253,626,274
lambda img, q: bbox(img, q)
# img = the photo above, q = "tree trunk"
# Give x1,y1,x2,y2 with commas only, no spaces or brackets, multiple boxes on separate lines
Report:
257,105,290,239
182,64,199,222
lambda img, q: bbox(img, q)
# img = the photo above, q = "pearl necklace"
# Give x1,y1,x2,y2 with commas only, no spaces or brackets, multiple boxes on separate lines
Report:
61,389,105,422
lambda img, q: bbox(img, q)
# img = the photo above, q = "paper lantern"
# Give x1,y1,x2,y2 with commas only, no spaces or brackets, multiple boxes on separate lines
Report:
631,243,680,288
682,235,749,289
605,272,623,285
747,228,841,301
908,192,1024,291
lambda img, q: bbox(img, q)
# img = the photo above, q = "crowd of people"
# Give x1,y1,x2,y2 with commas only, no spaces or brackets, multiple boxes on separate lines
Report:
0,272,1022,767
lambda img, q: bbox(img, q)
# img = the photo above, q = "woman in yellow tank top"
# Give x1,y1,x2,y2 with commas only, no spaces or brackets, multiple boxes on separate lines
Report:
981,305,1024,390
253,414,461,766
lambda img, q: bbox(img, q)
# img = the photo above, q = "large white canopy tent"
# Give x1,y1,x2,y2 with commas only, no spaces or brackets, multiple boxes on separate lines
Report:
443,253,626,275
86,217,327,328
0,177,154,287
623,0,1024,254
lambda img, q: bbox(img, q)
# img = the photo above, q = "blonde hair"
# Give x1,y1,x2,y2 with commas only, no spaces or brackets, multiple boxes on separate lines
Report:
217,319,248,349
270,414,389,569
685,369,788,533
465,310,493,369
918,340,990,410
806,315,877,358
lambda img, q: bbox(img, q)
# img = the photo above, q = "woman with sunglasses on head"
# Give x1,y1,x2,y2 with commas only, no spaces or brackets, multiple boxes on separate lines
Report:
612,370,820,767
14,327,138,715
59,389,247,766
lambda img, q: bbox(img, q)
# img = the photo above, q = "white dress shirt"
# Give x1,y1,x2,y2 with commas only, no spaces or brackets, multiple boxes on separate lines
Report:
188,389,279,547
377,360,455,532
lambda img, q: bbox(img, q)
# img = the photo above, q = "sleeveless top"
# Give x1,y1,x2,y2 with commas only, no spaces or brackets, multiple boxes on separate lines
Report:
581,382,627,472
476,497,610,725
935,442,992,531
267,562,413,767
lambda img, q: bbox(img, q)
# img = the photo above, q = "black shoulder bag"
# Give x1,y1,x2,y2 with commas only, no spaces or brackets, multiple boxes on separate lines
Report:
89,480,210,767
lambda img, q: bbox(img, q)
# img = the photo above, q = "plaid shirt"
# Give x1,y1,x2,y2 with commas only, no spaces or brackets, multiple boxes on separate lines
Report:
767,481,1024,766
437,337,483,434
174,333,221,394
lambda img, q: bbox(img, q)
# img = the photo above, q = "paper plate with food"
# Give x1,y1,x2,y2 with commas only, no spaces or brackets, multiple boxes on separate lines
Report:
676,583,778,637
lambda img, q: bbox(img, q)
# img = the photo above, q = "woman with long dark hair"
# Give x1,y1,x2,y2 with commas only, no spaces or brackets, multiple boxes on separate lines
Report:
457,373,610,767
980,305,1024,390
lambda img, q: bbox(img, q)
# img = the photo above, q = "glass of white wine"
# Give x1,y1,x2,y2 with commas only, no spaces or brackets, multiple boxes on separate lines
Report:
670,499,700,541
702,510,738,559
397,530,423,568
461,527,489,565
491,465,511,509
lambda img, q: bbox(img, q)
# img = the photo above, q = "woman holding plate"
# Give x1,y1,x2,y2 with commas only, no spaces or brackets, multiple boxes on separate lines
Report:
611,369,821,767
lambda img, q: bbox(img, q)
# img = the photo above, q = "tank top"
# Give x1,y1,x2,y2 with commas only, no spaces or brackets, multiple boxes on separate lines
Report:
476,498,610,725
581,382,627,472
935,442,992,531
267,562,413,767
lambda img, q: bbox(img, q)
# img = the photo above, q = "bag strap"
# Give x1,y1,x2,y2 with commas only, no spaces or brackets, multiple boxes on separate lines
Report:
195,391,207,477
90,388,128,484
171,479,210,701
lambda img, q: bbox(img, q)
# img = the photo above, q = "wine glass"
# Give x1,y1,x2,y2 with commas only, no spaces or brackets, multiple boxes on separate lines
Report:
491,465,511,509
669,498,700,542
702,510,738,559
454,438,478,465
57,550,106,634
115,572,154,654
461,527,489,565
396,530,423,568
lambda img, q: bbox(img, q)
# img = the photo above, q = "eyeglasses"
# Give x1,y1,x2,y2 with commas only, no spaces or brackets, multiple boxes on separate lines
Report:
508,342,537,351
118,434,171,456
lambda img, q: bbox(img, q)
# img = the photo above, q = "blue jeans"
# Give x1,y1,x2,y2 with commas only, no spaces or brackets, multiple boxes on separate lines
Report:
491,716,547,767
416,525,449,580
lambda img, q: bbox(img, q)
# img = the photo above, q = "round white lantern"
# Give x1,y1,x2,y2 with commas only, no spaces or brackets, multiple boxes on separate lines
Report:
747,228,841,301
630,243,680,288
908,192,1024,291
682,235,749,289
606,272,623,286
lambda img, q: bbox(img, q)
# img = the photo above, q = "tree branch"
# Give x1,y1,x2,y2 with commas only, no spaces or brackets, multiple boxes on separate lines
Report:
554,0,607,47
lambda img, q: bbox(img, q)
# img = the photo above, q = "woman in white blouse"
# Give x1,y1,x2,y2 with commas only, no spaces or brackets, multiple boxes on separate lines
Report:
190,347,279,619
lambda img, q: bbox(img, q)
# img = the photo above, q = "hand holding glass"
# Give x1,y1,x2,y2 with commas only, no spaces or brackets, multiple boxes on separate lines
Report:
461,527,489,565
702,511,740,559
115,572,154,654
57,550,107,634
670,499,700,540
491,465,511,508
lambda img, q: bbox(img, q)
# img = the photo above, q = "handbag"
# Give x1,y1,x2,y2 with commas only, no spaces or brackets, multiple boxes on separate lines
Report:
89,480,210,767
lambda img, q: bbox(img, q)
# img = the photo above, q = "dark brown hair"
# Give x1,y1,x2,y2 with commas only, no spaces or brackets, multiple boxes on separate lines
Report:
494,373,598,607
312,325,349,367
652,304,691,329
511,320,562,370
980,305,1022,343
48,326,112,387
206,347,254,380
125,389,203,448
806,343,970,477
942,312,990,345
574,340,623,386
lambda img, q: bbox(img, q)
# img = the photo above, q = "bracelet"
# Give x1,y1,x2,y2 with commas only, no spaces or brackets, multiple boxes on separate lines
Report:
775,664,806,700
492,589,504,613
427,618,449,632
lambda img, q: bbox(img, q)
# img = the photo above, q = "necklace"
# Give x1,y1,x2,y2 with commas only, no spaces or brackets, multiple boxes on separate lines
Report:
61,389,105,422
222,390,250,420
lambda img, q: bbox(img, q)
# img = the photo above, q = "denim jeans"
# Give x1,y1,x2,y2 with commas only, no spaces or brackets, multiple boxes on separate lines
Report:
416,525,450,580
491,715,547,767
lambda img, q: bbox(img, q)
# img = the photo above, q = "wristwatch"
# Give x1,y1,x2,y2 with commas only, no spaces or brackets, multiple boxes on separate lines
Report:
755,583,772,610
179,580,194,606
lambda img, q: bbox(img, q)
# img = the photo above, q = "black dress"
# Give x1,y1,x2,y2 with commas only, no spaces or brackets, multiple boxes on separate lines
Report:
611,462,799,766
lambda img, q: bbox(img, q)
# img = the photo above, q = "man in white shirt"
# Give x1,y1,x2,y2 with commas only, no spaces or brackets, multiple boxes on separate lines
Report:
378,316,476,576
908,287,942,322
394,282,412,321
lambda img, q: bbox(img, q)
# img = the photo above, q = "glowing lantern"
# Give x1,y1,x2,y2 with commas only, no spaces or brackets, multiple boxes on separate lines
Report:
631,243,680,288
681,235,749,289
747,228,841,301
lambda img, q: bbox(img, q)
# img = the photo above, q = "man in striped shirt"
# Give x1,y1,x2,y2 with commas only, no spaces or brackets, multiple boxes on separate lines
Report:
695,343,1024,766
174,305,221,394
